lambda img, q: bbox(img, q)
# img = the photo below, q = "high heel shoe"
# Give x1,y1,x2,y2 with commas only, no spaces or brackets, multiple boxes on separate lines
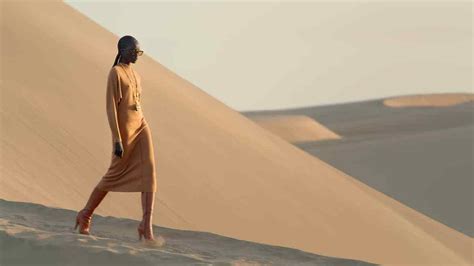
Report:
138,191,165,246
137,220,145,240
74,187,108,235
137,192,146,240
137,218,145,241
75,209,92,235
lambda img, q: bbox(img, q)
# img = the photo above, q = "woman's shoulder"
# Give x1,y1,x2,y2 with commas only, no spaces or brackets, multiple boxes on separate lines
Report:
111,65,121,72
106,66,122,84
109,65,122,76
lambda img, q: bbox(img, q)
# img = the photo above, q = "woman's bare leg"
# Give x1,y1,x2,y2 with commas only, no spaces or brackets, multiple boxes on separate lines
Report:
141,191,155,240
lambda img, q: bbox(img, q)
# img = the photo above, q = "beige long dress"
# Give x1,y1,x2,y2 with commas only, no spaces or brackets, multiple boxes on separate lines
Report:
96,62,157,192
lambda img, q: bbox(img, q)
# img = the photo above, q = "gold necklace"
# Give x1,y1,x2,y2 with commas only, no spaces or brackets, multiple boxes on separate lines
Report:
118,63,141,111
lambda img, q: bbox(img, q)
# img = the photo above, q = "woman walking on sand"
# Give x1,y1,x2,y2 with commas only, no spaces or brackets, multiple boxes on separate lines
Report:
74,35,160,245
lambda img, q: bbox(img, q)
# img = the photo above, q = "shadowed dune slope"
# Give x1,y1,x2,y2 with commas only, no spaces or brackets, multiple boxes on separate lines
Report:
0,1,472,265
249,115,341,143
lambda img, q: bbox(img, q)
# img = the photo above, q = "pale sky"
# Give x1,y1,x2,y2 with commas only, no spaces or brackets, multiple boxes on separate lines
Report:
65,1,472,111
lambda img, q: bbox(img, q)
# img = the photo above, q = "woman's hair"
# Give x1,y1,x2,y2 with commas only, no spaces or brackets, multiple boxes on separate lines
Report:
112,35,137,67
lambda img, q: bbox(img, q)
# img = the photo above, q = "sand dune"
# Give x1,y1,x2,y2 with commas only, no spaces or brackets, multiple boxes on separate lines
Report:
1,1,472,265
243,97,474,237
299,123,474,236
242,95,474,139
248,115,341,143
383,92,474,107
0,198,373,265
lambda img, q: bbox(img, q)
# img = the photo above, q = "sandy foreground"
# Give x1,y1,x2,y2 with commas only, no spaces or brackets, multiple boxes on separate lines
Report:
1,1,473,265
0,198,373,265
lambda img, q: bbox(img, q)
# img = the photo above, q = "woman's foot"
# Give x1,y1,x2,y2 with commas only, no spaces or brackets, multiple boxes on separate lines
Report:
143,235,166,247
138,222,165,247
137,220,145,240
74,187,108,235
75,209,93,235
138,191,165,246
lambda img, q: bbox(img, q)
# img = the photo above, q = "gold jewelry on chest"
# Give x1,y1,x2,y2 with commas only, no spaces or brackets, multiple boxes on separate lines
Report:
118,63,141,111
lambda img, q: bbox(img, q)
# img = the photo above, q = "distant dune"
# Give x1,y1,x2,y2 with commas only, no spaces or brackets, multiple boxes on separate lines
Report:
1,1,472,265
248,115,341,143
384,92,474,107
242,96,474,239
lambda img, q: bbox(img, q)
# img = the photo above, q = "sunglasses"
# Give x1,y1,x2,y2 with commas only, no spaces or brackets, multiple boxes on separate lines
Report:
121,48,144,56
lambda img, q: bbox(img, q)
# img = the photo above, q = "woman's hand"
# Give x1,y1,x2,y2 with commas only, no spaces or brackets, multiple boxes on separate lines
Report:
114,141,124,158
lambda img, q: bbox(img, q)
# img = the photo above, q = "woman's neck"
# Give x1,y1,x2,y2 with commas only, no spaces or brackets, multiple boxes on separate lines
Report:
118,59,131,66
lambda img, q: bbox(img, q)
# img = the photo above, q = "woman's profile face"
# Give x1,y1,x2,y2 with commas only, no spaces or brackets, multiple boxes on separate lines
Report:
121,41,142,64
